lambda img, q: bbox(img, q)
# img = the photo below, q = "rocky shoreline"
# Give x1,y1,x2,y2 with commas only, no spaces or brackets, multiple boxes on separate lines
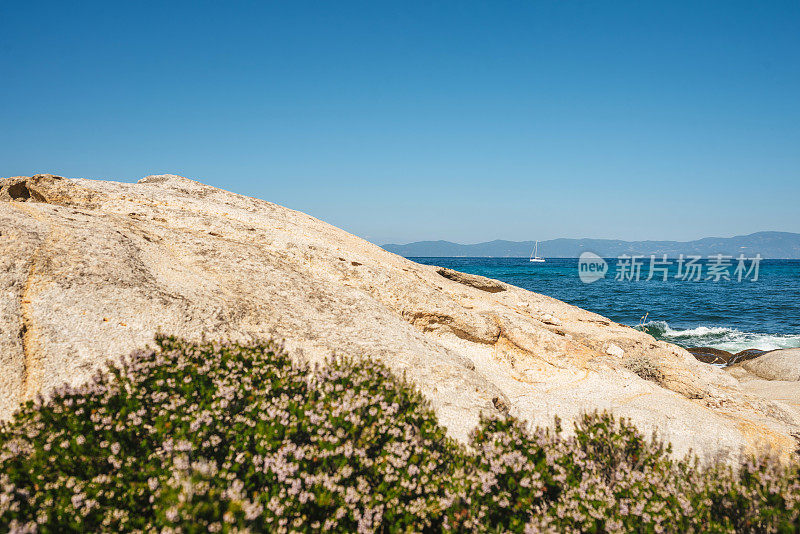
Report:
2,173,799,462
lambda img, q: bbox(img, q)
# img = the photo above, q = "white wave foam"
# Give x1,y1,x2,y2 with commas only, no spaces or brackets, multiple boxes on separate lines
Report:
638,321,800,352
664,325,733,338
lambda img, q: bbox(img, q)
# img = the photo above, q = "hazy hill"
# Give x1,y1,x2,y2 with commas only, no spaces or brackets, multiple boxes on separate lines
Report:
382,232,800,259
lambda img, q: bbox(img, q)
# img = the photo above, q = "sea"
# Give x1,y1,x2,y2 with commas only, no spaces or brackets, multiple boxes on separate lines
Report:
410,257,800,353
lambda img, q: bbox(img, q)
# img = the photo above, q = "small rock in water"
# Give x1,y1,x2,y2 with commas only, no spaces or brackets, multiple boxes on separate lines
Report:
730,348,767,365
687,347,733,365
688,347,769,366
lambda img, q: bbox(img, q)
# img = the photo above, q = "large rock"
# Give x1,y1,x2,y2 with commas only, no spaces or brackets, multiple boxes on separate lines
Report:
727,350,800,422
736,349,800,381
2,174,799,461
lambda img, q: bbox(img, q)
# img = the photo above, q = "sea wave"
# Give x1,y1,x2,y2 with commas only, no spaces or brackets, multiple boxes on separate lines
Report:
637,320,800,352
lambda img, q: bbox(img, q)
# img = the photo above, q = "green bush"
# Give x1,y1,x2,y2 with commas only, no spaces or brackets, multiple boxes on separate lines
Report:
1,336,798,533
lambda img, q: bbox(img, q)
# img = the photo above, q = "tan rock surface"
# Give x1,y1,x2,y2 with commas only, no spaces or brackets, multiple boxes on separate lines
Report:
727,350,800,422
735,349,800,382
2,174,799,461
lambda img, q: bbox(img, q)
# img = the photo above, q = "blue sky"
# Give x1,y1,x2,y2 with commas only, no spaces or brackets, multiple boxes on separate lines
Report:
2,1,798,244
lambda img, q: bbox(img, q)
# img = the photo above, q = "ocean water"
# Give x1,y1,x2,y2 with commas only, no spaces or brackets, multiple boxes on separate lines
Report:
410,257,800,352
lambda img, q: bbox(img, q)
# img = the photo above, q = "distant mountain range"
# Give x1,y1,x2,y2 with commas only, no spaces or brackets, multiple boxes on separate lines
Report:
382,232,800,259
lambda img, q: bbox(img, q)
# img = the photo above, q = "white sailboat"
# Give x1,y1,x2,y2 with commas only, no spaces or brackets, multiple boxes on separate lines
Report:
529,240,545,263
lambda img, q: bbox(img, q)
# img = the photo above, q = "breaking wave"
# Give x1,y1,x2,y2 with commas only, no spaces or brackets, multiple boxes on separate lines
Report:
637,320,800,352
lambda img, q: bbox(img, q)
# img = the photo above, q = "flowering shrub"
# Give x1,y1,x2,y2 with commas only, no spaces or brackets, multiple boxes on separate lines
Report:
1,336,798,533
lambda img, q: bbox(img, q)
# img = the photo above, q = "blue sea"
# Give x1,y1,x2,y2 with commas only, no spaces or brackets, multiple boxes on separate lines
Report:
411,257,800,352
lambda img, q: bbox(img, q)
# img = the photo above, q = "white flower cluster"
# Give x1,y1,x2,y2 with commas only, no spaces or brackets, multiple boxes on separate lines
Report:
1,336,798,533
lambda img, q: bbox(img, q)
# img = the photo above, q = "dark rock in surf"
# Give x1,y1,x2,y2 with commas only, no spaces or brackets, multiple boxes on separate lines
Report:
730,349,767,365
688,347,770,367
687,347,734,365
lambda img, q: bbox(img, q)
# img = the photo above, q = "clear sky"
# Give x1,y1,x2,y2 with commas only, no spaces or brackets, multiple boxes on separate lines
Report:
2,1,798,244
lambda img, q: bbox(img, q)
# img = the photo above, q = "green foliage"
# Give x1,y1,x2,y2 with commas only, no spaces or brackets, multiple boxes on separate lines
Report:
1,336,798,533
